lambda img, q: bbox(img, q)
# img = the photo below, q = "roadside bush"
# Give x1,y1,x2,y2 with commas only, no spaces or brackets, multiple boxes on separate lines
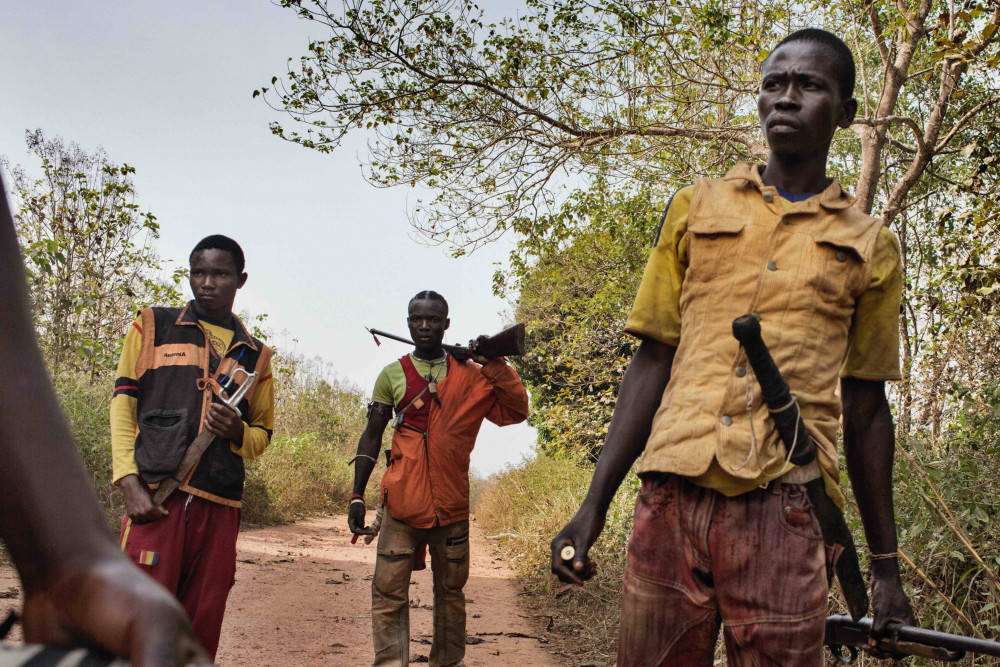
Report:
242,431,381,525
475,454,638,664
242,354,379,525
53,371,122,530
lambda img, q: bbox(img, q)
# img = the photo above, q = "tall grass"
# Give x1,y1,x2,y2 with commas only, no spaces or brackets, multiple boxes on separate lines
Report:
475,454,638,664
479,436,1000,666
54,372,122,530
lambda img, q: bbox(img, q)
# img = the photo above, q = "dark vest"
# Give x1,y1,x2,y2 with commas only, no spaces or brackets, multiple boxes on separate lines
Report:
134,302,272,505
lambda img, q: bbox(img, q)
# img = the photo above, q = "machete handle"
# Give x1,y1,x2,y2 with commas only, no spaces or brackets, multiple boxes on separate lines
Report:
731,314,816,466
732,313,762,345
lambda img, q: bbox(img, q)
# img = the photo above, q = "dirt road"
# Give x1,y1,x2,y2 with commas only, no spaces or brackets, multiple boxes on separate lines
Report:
217,514,558,666
0,515,561,665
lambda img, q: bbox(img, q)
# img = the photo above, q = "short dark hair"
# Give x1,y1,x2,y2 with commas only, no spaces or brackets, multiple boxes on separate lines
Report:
769,28,856,100
190,235,245,273
409,290,449,316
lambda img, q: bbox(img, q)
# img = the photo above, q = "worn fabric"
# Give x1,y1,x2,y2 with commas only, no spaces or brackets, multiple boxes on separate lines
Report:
380,355,528,529
371,512,470,667
372,354,448,407
109,302,274,505
118,492,240,660
617,474,827,667
624,163,902,493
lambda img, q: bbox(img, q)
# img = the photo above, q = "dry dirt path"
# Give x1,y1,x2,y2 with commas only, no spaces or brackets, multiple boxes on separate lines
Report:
221,514,559,666
0,515,561,666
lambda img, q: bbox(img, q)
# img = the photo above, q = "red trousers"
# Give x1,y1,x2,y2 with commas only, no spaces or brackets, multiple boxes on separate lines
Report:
119,492,240,659
617,474,828,666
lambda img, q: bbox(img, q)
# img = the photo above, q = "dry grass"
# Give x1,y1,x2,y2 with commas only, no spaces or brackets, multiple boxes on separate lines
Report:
475,455,638,665
242,431,383,525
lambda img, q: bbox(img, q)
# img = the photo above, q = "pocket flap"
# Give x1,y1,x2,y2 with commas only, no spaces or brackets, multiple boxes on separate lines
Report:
687,216,747,236
812,220,877,262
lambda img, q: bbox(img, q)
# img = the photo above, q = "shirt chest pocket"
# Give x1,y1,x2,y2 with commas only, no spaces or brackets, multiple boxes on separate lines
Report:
684,216,747,283
805,232,867,303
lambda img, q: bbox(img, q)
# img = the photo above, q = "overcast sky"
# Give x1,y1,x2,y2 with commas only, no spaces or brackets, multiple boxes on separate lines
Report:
1,1,538,476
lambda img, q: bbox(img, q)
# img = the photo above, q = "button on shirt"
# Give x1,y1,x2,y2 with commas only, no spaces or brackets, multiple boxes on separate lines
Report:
625,163,903,497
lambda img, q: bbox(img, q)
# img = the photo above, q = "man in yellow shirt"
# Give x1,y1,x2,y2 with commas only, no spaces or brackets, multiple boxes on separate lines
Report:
111,235,274,660
551,29,913,665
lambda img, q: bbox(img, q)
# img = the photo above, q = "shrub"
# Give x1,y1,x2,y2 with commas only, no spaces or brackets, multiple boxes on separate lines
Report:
475,454,638,663
54,372,122,530
242,431,382,525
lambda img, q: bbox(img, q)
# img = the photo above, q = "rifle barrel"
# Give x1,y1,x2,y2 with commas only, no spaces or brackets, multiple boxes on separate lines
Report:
366,327,470,359
828,615,1000,658
367,327,415,346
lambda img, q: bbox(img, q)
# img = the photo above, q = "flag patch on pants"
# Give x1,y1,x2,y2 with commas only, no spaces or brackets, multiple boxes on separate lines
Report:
138,550,159,566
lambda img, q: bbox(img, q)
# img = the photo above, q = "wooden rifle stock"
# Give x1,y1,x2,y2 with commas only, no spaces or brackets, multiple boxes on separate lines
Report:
366,323,526,361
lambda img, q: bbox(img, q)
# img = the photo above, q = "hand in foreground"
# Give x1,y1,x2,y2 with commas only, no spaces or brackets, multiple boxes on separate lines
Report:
348,499,373,536
866,568,916,659
203,403,243,442
550,507,604,585
21,552,210,667
120,474,169,524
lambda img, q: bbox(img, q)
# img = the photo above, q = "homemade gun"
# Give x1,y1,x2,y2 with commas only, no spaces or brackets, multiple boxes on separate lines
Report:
365,323,526,361
826,614,1000,662
151,367,256,506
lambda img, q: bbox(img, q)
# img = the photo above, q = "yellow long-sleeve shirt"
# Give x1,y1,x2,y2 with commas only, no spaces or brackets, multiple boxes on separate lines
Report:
110,316,274,484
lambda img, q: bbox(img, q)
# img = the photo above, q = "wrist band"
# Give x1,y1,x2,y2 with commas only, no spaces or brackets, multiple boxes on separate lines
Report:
870,551,899,561
349,498,365,506
348,454,377,466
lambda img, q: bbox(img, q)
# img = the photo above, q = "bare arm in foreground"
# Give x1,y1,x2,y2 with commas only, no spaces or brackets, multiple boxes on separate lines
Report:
0,175,209,666
550,338,675,583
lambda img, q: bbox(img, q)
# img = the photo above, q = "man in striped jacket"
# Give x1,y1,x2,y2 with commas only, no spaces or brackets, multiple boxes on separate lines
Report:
110,235,274,659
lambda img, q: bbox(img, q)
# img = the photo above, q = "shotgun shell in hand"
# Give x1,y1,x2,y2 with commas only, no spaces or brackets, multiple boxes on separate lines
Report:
560,545,575,561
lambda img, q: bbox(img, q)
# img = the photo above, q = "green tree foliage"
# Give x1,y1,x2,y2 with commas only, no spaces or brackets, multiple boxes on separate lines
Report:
262,0,1000,442
262,0,999,237
264,1,1000,652
503,183,658,459
6,130,183,375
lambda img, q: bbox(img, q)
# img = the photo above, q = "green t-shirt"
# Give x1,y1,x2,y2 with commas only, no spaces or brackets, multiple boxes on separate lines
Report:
371,354,448,407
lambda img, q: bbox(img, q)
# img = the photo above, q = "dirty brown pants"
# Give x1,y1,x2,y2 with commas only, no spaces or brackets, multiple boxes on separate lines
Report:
372,511,470,666
617,474,828,666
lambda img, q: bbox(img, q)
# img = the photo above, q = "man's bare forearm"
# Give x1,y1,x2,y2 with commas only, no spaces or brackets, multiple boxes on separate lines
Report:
580,338,675,514
842,378,901,575
0,178,117,590
352,406,390,496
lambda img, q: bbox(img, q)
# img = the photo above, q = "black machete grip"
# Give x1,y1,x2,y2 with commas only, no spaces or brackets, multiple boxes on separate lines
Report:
731,314,815,466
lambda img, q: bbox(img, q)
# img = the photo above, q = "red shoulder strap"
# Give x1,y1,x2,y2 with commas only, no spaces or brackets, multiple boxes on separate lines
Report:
397,355,431,431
